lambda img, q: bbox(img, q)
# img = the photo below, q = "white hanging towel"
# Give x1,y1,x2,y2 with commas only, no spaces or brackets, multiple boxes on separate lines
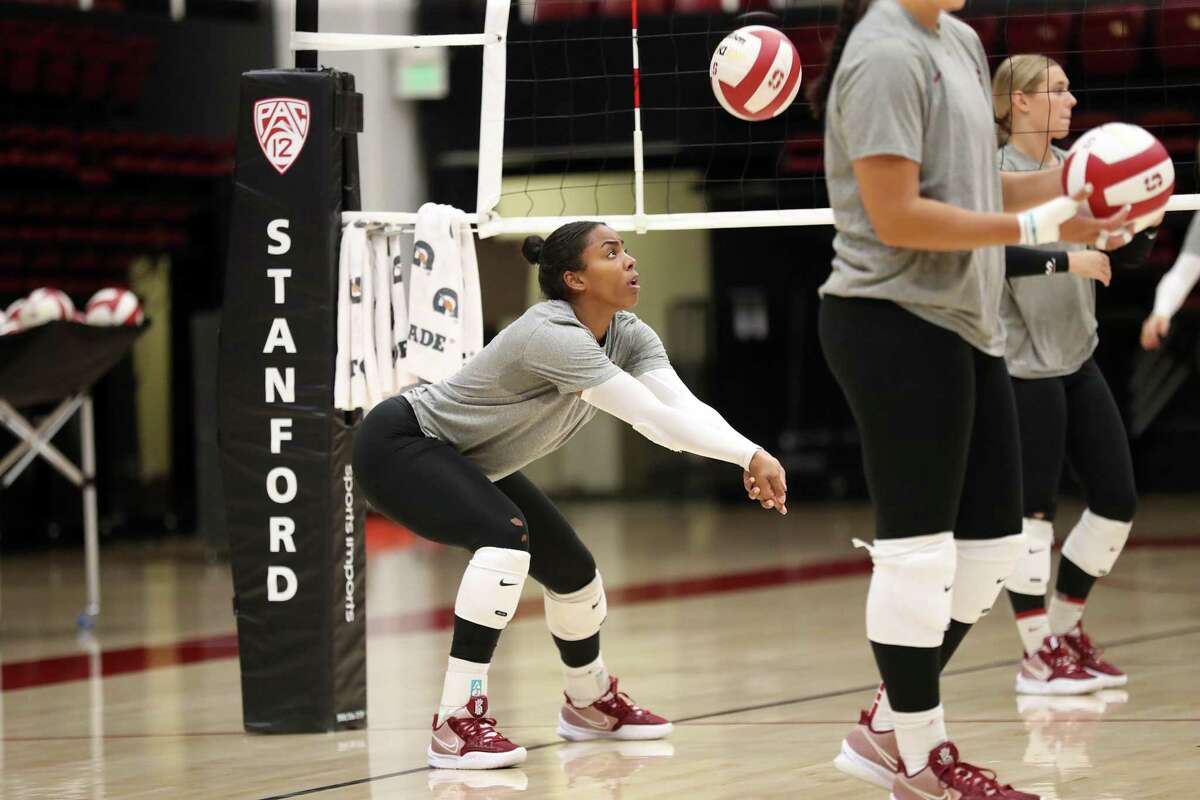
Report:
369,234,395,398
334,224,361,410
458,222,483,365
388,233,421,391
407,203,483,383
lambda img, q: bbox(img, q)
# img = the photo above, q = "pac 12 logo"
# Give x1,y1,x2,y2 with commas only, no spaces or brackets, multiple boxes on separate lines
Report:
254,97,310,175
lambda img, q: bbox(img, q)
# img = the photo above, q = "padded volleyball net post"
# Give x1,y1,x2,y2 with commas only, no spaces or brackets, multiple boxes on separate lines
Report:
218,0,367,732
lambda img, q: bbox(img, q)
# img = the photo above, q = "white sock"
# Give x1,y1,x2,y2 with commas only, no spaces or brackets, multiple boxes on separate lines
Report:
1047,592,1086,636
1015,607,1052,655
892,705,948,777
438,656,489,725
868,684,895,732
563,654,610,706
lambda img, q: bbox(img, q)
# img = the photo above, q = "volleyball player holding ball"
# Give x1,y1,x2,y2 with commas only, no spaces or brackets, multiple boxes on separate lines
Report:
801,0,1135,797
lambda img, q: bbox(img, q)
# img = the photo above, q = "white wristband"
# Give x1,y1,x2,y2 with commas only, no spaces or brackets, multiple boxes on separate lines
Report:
1017,195,1079,246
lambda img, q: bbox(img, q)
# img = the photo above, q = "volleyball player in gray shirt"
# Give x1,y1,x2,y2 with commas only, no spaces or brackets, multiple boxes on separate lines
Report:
991,54,1152,700
808,1,1130,797
353,221,787,770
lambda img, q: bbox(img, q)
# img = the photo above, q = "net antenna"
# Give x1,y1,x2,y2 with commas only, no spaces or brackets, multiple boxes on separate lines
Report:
294,0,1200,237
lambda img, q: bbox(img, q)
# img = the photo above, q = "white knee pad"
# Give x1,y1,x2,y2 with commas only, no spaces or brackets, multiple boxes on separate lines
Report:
951,534,1025,624
856,532,956,649
544,571,607,641
1004,518,1054,596
454,547,531,630
1061,509,1132,578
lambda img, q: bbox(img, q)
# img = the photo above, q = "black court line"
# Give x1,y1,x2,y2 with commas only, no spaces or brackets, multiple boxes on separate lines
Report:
256,623,1200,799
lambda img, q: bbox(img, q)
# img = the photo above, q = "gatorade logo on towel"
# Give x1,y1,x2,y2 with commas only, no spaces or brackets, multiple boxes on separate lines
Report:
433,288,458,318
413,241,435,274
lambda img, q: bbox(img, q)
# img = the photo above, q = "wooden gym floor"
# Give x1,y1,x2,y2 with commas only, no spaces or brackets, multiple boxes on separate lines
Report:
2,495,1197,799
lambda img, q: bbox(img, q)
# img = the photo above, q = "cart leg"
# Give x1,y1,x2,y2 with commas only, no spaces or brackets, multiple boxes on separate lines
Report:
79,394,100,626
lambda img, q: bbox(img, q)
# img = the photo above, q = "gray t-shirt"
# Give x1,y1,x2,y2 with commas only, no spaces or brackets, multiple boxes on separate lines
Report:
819,0,1006,355
998,143,1095,379
403,300,670,480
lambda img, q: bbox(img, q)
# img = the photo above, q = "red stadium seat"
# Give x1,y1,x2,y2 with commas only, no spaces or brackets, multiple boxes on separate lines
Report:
598,0,670,16
962,14,1001,54
531,0,595,22
787,25,836,85
781,136,823,175
1081,5,1146,76
1157,0,1200,70
1002,12,1074,58
1134,108,1198,159
1069,109,1120,134
673,0,722,13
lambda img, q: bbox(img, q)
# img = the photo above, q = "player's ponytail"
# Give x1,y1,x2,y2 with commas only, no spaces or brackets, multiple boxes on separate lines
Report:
522,220,603,301
806,0,872,120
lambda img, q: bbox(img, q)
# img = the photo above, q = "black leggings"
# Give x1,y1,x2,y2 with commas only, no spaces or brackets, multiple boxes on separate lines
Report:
819,296,1023,542
352,395,596,596
1011,358,1136,523
353,396,600,666
820,296,1023,713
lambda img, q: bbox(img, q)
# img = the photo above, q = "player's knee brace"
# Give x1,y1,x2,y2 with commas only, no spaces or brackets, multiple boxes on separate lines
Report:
543,570,606,641
1061,509,1131,578
454,546,531,630
1004,518,1053,596
857,532,956,648
951,533,1025,624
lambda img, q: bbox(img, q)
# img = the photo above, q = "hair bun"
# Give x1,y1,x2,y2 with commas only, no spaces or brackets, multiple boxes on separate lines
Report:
521,235,545,265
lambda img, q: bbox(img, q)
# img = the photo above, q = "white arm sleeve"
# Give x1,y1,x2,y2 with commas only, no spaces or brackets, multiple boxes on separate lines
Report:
581,371,760,470
636,367,737,431
1153,253,1200,319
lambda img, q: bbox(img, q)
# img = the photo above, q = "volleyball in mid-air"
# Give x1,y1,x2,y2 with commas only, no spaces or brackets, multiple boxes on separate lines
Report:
710,25,802,122
1062,122,1174,232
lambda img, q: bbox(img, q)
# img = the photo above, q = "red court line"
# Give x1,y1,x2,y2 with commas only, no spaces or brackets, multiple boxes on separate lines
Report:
3,536,1196,693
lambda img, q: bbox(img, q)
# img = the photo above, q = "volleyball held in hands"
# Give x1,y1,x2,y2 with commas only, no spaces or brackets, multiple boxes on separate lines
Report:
1063,122,1174,232
710,26,802,122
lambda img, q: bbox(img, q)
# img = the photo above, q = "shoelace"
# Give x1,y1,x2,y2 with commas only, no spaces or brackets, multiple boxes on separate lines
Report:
1043,638,1083,671
940,759,1013,797
594,679,642,718
1067,629,1102,661
453,716,507,746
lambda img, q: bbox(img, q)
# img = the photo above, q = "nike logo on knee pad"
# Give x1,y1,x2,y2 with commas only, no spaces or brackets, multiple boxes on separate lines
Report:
499,579,519,586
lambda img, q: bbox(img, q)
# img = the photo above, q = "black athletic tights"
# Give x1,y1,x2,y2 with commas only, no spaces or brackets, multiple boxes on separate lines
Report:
1011,358,1136,524
352,395,599,666
820,296,1023,713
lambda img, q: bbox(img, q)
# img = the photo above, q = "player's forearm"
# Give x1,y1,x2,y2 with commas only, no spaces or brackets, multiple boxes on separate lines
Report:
873,196,1018,251
1001,166,1065,212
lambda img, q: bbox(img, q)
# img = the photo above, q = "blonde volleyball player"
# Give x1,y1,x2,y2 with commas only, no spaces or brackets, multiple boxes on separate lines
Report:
807,0,1131,797
353,221,788,770
992,54,1161,697
1141,210,1200,350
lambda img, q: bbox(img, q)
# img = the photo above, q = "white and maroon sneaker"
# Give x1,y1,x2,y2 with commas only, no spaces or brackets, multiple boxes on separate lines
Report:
556,676,673,741
1015,635,1107,695
427,695,527,770
1063,624,1127,688
895,741,1040,800
833,709,900,790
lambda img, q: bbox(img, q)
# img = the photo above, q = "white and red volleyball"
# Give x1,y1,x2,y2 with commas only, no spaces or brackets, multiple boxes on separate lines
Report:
1063,123,1174,231
85,287,143,326
710,26,802,122
21,287,75,328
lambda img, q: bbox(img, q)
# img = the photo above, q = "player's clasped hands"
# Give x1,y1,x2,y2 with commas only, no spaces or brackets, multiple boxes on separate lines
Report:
743,449,788,515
